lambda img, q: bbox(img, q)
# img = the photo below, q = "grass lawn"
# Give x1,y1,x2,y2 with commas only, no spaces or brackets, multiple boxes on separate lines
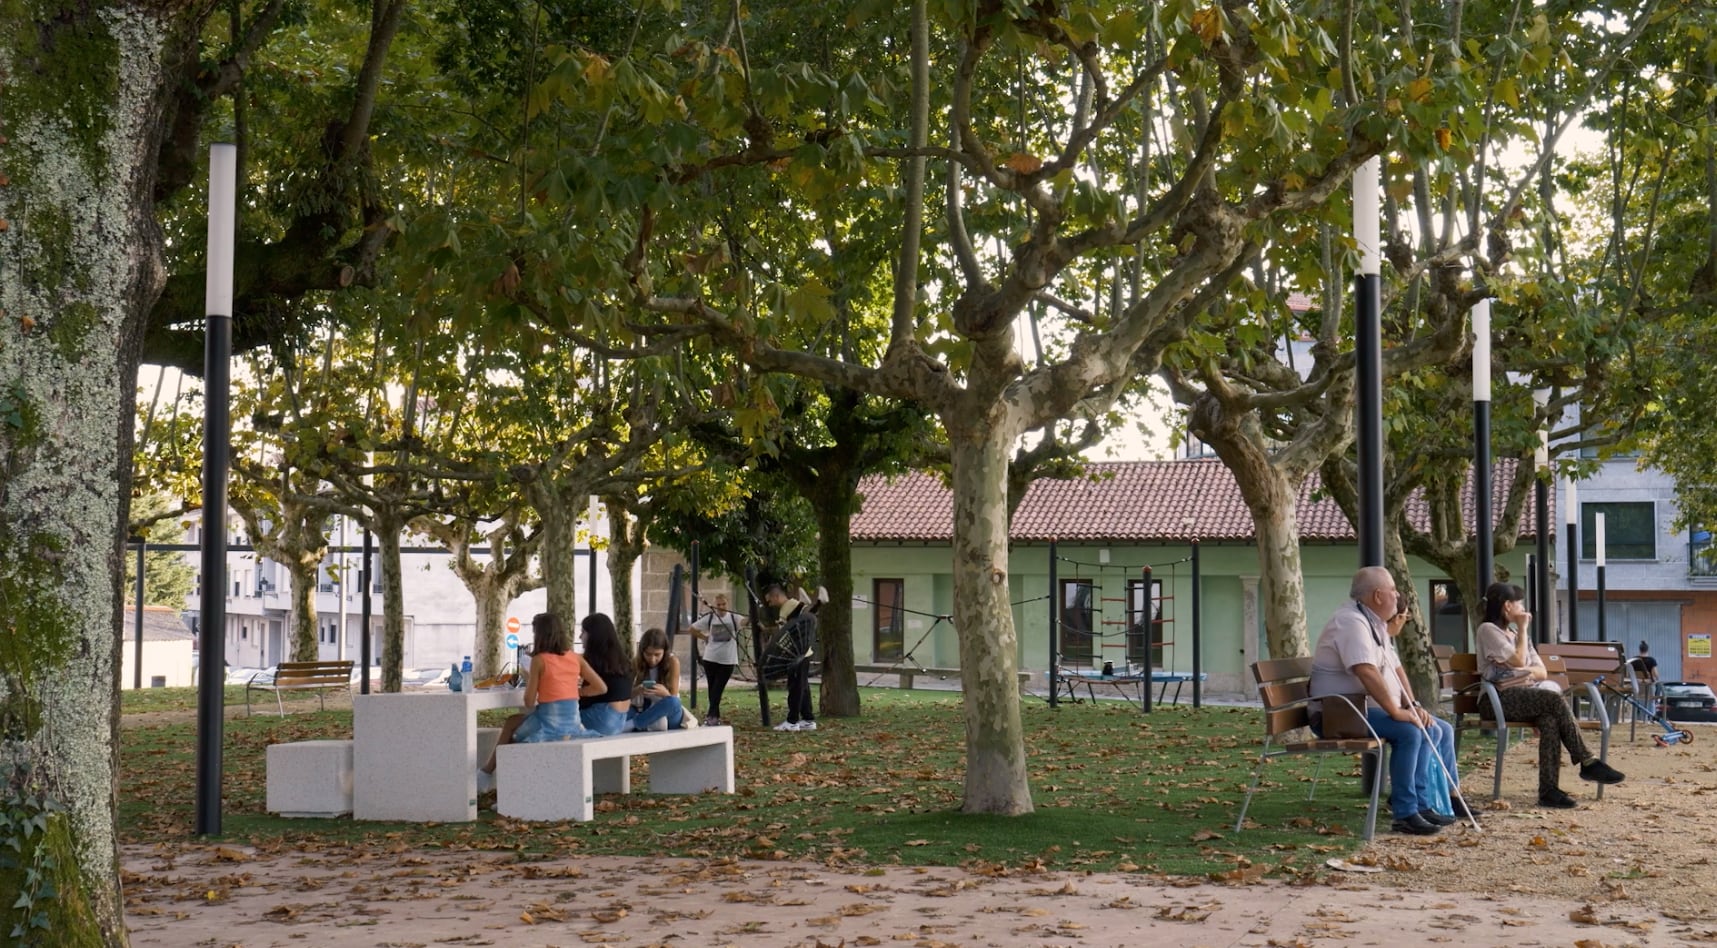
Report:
119,686,1385,878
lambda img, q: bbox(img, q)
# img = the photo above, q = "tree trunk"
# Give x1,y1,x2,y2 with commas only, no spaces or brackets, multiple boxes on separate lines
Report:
1252,497,1311,660
947,424,1033,815
1385,526,1440,706
538,499,579,626
288,557,320,662
473,581,508,677
377,514,407,692
604,497,643,642
813,491,859,717
1193,406,1312,660
0,3,185,940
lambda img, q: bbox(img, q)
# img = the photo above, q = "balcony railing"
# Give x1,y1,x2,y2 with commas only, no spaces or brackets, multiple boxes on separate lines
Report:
1691,536,1717,577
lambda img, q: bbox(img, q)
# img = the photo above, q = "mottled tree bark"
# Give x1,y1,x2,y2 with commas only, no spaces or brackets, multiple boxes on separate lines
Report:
604,496,644,644
375,510,408,692
947,421,1032,814
0,3,197,940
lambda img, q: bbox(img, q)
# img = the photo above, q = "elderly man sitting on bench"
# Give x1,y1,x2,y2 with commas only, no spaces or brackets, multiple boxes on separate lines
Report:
1309,566,1471,836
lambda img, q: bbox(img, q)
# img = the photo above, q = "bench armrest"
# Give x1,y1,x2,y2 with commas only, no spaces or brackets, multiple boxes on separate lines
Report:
1477,680,1509,723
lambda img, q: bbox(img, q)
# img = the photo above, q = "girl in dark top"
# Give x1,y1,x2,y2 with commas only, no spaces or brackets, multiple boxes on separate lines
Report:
578,613,634,735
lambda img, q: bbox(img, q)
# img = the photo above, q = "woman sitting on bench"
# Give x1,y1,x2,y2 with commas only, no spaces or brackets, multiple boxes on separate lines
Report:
1477,582,1625,808
482,612,605,778
578,613,636,736
629,627,693,731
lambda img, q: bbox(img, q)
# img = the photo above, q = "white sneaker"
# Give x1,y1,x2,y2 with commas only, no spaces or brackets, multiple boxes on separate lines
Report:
476,770,495,793
774,720,799,731
798,720,817,732
681,711,699,729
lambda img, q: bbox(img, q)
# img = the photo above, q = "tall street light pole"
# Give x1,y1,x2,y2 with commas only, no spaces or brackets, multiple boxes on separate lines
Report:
1472,300,1494,605
1355,157,1384,568
196,144,237,837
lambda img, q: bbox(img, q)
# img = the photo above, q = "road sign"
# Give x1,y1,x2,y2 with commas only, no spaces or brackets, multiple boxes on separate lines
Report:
505,632,521,650
506,616,521,634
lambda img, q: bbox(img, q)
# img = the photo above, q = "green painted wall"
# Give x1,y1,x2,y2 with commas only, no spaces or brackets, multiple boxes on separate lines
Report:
851,540,1529,696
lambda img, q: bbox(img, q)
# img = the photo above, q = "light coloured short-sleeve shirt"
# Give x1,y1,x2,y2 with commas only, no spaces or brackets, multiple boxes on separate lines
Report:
1476,621,1541,688
690,610,746,666
1308,601,1403,712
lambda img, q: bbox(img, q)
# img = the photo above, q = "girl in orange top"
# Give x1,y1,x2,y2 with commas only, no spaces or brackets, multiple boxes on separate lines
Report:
482,612,605,775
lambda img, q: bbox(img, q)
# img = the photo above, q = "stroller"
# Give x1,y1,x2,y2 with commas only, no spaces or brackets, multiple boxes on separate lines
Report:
1594,676,1693,746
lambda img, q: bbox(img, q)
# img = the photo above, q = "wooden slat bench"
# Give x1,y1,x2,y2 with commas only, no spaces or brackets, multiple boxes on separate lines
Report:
1542,641,1639,741
246,660,356,717
1450,652,1612,801
1234,657,1384,840
495,726,735,822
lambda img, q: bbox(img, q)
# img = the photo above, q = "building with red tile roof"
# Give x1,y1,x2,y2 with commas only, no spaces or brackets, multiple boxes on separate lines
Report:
846,459,1546,699
851,458,1547,544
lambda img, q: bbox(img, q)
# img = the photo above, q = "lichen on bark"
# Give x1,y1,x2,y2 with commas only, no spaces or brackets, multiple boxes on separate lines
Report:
1,2,191,943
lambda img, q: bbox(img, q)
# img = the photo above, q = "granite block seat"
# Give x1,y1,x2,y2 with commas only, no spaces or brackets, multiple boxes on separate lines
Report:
266,739,354,818
496,726,734,822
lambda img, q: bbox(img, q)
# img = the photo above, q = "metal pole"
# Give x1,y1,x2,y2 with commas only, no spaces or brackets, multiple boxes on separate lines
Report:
1597,566,1608,643
688,542,700,709
1047,539,1059,708
1535,475,1551,644
1596,512,1608,643
1354,157,1385,567
1565,478,1580,642
665,563,684,648
133,538,146,690
360,528,373,693
747,565,770,727
337,516,348,661
1531,549,1545,645
1140,564,1153,714
196,143,236,837
587,497,600,617
1191,539,1202,709
1472,299,1494,600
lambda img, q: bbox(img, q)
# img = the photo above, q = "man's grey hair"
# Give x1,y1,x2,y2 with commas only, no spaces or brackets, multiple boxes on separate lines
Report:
1350,566,1392,601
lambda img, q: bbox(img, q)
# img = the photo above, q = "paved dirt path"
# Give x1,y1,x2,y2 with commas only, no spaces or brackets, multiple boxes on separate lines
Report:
123,709,1717,946
122,845,1697,947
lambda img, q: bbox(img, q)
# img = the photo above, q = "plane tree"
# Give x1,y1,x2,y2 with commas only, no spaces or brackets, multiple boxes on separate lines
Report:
469,0,1488,814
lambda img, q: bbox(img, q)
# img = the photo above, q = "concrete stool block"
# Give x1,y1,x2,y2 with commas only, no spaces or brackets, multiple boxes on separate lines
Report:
267,740,354,817
477,727,502,768
497,741,597,822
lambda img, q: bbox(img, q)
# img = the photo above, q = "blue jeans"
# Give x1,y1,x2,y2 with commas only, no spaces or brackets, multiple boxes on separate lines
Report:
1366,709,1446,819
580,702,628,736
628,696,685,730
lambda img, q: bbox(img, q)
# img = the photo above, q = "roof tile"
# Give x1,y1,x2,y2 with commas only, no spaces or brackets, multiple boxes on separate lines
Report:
852,458,1544,543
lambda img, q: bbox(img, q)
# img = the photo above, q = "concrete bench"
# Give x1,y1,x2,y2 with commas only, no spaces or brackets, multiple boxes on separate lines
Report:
852,664,1032,692
266,739,354,817
495,726,734,822
246,660,355,716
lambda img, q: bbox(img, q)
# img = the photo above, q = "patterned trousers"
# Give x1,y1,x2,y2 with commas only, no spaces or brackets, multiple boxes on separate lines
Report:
1489,686,1594,792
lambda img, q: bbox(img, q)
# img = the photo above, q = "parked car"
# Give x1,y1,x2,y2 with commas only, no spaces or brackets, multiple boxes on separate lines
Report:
1661,681,1717,722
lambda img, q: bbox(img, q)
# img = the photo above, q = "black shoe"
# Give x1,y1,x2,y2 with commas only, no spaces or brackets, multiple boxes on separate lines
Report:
1579,758,1625,785
1448,796,1476,821
1538,787,1578,808
1390,813,1442,836
1418,808,1457,826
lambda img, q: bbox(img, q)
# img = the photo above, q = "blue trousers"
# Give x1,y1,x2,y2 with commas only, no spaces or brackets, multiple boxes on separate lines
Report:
627,696,685,730
1366,709,1459,818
